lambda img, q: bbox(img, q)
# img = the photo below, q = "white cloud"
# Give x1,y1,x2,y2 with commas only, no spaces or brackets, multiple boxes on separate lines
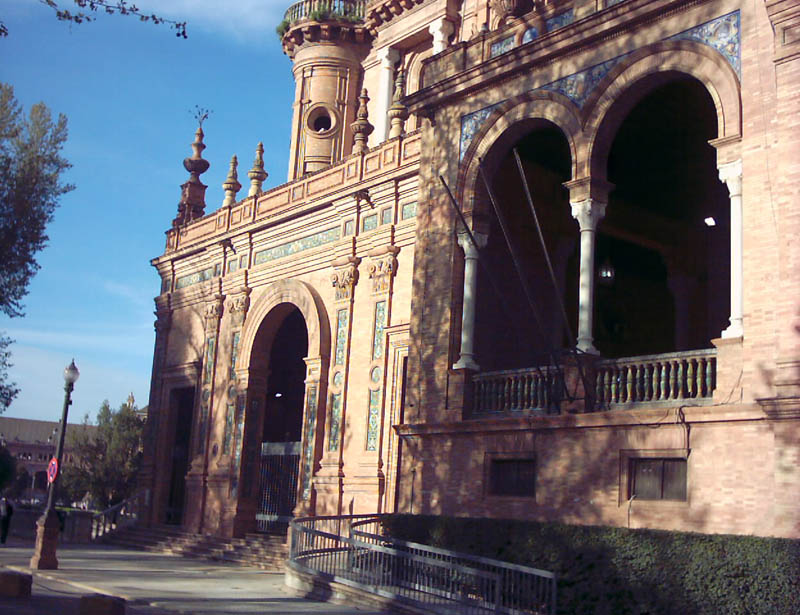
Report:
134,0,288,40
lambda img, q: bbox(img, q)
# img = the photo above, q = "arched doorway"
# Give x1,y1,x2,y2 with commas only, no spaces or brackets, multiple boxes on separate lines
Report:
595,75,729,357
244,304,308,533
474,120,577,371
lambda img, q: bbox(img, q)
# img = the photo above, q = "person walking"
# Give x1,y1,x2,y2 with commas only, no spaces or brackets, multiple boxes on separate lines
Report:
0,497,13,544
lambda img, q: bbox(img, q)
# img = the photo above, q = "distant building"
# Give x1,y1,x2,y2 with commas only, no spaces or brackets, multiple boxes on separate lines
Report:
0,417,95,496
141,0,800,540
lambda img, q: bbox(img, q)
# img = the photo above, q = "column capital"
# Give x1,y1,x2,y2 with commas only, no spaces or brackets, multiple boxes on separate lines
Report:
376,46,400,68
570,199,606,231
429,18,455,54
457,231,487,259
718,159,742,198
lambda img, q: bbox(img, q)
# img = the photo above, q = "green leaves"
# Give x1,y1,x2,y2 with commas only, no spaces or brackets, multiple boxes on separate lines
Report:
0,83,73,320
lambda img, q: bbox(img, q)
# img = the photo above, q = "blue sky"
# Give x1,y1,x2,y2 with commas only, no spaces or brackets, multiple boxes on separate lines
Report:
1,0,295,422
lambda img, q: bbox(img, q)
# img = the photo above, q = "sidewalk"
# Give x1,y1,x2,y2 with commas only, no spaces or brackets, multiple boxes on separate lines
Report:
0,538,386,615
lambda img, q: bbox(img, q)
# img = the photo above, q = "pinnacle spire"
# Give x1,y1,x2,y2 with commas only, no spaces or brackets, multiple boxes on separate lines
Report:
173,124,210,227
222,155,242,207
388,69,408,139
248,142,268,197
351,89,374,155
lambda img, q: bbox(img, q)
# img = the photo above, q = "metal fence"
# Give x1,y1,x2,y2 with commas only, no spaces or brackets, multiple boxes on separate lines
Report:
91,489,149,540
290,514,556,615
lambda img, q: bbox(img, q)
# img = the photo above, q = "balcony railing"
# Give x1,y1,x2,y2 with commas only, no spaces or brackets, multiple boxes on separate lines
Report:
473,366,563,414
283,0,366,23
596,349,716,406
473,349,716,415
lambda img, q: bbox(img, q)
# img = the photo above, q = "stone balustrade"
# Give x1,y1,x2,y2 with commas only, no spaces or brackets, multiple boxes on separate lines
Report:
595,349,716,406
473,365,563,414
283,0,367,23
473,348,717,415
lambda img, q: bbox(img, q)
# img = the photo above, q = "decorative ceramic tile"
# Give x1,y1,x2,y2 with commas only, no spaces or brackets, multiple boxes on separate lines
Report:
229,395,245,497
606,0,626,6
490,36,516,58
204,337,216,384
370,366,382,383
176,267,214,290
670,11,740,76
460,102,503,160
333,371,344,387
197,403,208,454
542,56,625,108
546,9,574,32
363,213,378,231
381,208,393,225
365,389,381,451
522,26,539,44
223,402,234,455
401,202,417,219
301,384,318,500
227,259,238,274
328,393,342,451
253,227,341,265
230,331,240,379
372,301,386,360
335,309,348,366
344,219,355,236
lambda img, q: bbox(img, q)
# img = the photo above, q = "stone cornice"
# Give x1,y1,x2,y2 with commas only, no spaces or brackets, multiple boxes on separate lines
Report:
396,402,767,437
404,0,711,114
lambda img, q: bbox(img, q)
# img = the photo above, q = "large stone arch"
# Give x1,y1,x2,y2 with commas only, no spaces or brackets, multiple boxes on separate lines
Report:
582,40,742,179
239,278,331,369
457,90,585,215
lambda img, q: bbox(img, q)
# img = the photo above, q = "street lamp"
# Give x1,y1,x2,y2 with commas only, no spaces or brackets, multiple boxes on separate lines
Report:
30,359,79,570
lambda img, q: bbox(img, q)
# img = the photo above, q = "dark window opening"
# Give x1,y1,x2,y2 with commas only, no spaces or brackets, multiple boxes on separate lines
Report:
630,458,687,501
488,458,536,497
313,114,331,132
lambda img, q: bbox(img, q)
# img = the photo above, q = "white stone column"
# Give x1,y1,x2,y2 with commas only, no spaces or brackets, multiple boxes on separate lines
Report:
374,47,400,144
453,231,488,371
429,18,455,55
571,199,606,354
718,159,743,339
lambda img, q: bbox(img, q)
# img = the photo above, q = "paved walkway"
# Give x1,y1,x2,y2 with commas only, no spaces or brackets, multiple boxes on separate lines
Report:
0,538,385,615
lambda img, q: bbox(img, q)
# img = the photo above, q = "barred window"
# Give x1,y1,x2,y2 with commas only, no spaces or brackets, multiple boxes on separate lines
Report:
488,458,536,497
630,458,687,501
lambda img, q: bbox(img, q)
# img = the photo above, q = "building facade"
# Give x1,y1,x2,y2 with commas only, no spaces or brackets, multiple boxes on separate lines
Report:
141,0,800,538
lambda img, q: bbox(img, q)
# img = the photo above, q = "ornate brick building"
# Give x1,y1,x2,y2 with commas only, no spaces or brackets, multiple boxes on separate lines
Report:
141,0,800,538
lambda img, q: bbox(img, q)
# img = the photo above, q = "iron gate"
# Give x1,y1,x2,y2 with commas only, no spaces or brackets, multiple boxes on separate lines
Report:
256,441,301,533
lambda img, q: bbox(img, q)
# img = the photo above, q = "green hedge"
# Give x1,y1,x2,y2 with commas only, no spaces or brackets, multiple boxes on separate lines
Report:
381,515,800,615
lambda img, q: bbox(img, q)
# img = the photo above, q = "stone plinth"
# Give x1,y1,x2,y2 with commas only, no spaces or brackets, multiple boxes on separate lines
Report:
0,570,32,598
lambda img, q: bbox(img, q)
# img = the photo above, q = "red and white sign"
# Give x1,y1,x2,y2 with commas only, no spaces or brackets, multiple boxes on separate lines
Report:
47,457,59,484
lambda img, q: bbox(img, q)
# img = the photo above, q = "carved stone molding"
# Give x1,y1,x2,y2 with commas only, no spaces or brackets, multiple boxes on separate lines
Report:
226,287,252,327
331,256,360,302
368,245,400,294
204,294,225,331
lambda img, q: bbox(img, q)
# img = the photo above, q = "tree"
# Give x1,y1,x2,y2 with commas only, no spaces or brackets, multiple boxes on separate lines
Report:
0,335,18,412
1,1,187,38
63,398,144,508
0,83,73,412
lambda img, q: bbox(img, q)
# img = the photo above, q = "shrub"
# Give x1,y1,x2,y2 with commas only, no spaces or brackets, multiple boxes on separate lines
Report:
381,515,800,615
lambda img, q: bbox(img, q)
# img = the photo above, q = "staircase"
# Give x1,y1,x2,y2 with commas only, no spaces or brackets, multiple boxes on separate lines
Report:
100,524,289,571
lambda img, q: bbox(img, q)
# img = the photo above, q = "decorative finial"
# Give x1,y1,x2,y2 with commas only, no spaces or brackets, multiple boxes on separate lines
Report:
173,111,212,227
351,88,374,155
388,69,408,139
248,142,268,197
222,155,242,207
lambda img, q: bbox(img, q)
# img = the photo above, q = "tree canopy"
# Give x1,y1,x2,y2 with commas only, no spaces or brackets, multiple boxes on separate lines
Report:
0,83,73,412
1,1,188,38
61,399,144,507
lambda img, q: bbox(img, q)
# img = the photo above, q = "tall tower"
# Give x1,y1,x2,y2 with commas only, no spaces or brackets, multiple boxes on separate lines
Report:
281,2,371,180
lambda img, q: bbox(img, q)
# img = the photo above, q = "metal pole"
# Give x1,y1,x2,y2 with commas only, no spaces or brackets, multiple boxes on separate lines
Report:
43,381,72,515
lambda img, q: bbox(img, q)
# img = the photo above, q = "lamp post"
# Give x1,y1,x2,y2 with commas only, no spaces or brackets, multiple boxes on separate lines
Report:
30,359,79,570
